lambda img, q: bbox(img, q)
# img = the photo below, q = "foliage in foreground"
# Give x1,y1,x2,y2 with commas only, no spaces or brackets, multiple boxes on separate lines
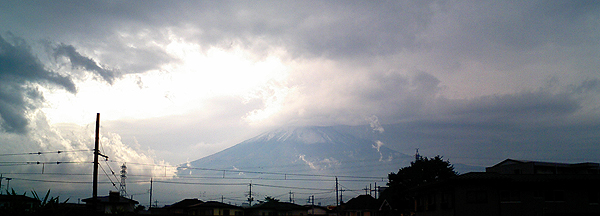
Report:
379,155,457,213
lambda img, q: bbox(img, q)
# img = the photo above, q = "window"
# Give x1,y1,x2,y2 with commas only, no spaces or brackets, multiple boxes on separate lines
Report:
466,191,488,204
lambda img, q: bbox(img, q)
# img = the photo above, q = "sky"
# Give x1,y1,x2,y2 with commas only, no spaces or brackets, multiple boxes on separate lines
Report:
1,0,599,206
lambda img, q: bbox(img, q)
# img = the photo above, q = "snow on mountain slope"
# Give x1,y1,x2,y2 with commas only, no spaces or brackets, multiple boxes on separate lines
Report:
179,126,412,178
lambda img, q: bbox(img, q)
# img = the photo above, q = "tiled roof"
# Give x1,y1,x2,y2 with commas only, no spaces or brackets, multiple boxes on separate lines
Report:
249,201,308,211
190,201,243,209
81,195,139,204
166,198,204,208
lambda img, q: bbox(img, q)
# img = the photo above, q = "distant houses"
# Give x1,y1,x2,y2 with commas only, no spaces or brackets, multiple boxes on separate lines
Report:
3,158,600,215
163,198,204,215
408,159,600,216
337,194,380,216
247,201,307,216
82,191,139,214
0,194,40,213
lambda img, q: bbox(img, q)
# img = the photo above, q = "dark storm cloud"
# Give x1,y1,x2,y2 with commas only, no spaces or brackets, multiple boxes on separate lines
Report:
572,78,600,94
0,35,76,133
449,92,580,121
358,80,599,165
3,1,597,66
0,34,128,134
0,35,76,93
0,0,598,167
53,43,119,84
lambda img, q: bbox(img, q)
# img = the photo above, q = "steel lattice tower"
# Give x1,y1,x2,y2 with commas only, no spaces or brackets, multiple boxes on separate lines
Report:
120,163,127,197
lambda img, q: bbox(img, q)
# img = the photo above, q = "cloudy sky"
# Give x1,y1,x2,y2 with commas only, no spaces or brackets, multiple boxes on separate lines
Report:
1,0,599,205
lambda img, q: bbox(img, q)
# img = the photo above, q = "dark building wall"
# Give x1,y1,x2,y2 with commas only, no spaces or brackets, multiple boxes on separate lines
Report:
414,175,600,216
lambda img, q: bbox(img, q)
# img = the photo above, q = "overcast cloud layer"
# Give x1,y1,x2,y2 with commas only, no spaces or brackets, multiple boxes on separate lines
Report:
1,0,599,205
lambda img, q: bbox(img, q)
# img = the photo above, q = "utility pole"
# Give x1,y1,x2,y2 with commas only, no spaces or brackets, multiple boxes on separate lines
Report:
335,177,339,207
149,178,153,209
6,178,11,192
247,182,254,206
310,195,315,215
374,182,377,199
93,113,100,208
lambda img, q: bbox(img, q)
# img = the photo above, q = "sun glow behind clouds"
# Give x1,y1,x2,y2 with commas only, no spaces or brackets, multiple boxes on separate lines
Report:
42,39,290,126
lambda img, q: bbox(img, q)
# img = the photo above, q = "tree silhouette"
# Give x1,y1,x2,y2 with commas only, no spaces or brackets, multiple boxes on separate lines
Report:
380,155,457,214
388,155,457,190
264,196,280,203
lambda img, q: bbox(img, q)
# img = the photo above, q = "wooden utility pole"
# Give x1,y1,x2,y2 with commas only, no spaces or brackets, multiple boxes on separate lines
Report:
335,177,339,207
310,195,315,215
93,113,100,208
374,182,377,199
149,178,153,209
247,182,254,206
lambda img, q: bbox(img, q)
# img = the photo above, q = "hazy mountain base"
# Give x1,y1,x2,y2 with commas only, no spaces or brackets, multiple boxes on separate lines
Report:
176,126,409,205
176,126,483,205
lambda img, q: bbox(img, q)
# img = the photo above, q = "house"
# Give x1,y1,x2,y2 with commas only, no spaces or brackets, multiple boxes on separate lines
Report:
486,159,600,175
82,191,139,214
165,198,204,215
188,201,244,216
410,159,600,216
304,205,329,215
337,195,380,216
246,201,309,216
0,194,40,213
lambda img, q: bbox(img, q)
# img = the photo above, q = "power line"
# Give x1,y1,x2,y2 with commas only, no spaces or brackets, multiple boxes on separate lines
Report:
0,172,91,176
98,163,119,191
0,149,92,157
253,183,333,191
108,160,387,180
6,177,123,184
0,161,91,166
152,180,247,186
180,166,385,180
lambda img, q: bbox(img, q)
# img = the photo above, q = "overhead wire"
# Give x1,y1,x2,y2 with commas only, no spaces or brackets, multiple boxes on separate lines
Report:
6,177,120,184
0,161,91,166
1,150,389,198
98,163,119,191
108,160,387,180
0,149,92,157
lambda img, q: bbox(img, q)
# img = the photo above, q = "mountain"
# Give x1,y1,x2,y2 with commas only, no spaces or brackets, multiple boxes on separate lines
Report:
179,126,413,178
174,125,482,205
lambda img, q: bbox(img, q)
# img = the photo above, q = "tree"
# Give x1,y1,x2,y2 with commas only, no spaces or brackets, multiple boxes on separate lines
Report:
388,155,457,190
379,155,457,214
263,196,280,203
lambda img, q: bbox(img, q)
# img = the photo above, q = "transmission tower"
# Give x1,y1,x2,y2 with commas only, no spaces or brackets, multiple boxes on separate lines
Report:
120,163,127,197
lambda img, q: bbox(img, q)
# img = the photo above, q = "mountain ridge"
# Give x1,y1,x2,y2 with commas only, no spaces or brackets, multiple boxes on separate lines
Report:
179,125,412,177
